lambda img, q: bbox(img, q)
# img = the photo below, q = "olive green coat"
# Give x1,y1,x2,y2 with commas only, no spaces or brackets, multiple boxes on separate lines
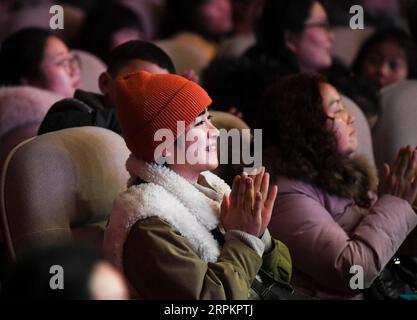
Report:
124,216,292,299
103,156,292,299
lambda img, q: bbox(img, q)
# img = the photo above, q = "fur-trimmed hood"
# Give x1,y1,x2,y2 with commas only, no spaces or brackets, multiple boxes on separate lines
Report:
103,155,231,270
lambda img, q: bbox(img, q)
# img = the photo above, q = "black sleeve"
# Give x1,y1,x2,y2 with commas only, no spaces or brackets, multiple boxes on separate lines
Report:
38,99,98,135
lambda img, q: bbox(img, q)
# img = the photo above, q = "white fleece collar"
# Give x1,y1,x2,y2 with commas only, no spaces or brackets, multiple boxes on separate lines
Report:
103,155,231,265
125,155,230,231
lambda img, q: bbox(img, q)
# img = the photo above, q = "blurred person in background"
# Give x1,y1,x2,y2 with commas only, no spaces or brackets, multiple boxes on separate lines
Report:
1,241,129,300
162,0,234,61
245,0,335,76
75,1,144,64
217,0,265,58
352,27,417,90
38,40,175,135
0,27,81,98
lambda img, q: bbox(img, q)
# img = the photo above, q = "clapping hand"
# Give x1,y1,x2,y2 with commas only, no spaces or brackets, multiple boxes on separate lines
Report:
220,167,278,237
379,146,417,205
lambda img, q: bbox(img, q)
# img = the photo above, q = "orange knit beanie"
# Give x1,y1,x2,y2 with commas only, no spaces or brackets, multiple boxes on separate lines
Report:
115,71,212,161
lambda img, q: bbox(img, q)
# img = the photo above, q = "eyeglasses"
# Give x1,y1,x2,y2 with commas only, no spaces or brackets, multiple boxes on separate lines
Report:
326,108,351,123
45,52,81,72
304,21,331,32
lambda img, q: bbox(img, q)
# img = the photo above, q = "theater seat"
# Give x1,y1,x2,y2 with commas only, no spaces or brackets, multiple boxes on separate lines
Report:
331,27,374,66
73,49,107,94
154,38,212,78
0,127,130,263
373,80,417,172
0,86,64,179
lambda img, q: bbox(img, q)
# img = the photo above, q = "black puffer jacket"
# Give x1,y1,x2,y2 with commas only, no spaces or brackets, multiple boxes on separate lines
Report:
38,89,121,135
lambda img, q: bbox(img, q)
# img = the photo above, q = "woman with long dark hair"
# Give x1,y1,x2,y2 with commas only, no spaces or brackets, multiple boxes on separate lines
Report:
0,27,80,97
245,0,334,75
257,73,417,299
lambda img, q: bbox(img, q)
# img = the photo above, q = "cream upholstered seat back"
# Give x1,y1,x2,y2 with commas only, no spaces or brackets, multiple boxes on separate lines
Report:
0,127,130,262
72,49,107,94
0,86,64,172
373,80,417,172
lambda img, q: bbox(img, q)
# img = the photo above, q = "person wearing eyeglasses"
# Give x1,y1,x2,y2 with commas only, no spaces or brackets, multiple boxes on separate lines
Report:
257,72,417,299
37,40,176,136
245,0,335,76
0,27,81,98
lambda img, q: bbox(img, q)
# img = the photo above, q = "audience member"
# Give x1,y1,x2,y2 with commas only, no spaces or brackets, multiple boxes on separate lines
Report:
38,40,175,135
257,72,417,299
0,27,81,98
352,27,417,89
103,71,292,299
75,1,144,64
245,0,335,75
162,0,233,63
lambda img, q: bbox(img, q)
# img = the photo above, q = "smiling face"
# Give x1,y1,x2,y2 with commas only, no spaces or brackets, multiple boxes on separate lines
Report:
196,0,233,36
37,36,81,97
286,1,334,72
320,83,358,157
169,110,220,181
361,40,408,89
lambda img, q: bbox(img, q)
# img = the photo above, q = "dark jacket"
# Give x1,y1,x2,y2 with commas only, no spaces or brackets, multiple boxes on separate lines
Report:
38,89,121,135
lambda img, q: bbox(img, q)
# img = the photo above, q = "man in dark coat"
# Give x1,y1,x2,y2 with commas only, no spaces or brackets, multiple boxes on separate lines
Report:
38,40,176,135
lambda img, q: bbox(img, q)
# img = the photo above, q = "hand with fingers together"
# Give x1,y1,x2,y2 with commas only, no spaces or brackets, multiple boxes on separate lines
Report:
379,145,417,206
220,167,278,237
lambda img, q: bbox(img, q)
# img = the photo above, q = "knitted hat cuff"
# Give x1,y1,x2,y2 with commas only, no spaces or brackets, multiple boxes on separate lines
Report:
125,80,212,161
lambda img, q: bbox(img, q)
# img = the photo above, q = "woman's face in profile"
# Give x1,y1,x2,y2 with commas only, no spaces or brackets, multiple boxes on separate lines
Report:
174,110,220,172
286,1,335,72
38,36,81,97
320,83,358,157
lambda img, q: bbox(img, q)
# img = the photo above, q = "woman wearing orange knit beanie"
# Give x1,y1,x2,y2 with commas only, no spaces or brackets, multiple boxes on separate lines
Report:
103,71,293,299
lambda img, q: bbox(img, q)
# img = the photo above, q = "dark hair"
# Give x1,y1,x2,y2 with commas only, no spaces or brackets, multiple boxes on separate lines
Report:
257,73,372,207
245,0,315,72
0,27,55,86
324,59,380,119
202,56,281,127
1,241,104,300
407,0,417,45
75,2,144,63
107,40,176,76
163,0,224,40
352,27,417,80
